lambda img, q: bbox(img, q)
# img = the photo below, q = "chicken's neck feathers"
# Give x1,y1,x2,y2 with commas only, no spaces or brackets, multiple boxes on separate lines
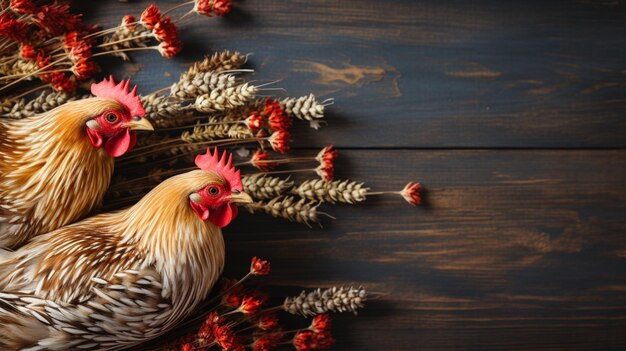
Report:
0,99,120,248
118,171,225,305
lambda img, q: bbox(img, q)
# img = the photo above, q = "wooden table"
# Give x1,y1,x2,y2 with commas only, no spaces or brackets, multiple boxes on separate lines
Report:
85,1,626,349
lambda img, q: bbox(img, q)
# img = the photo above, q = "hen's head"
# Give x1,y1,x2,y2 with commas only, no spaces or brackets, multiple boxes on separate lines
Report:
188,147,253,228
86,76,153,157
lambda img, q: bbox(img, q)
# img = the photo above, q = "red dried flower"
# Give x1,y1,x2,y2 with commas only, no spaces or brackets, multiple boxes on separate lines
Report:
140,4,161,30
51,72,77,92
314,165,332,182
194,0,232,17
68,41,96,80
213,323,243,351
35,53,53,83
182,343,196,351
223,288,244,308
400,181,422,206
64,32,80,51
264,99,291,132
268,131,290,154
153,16,178,42
237,294,266,315
250,256,270,276
251,337,277,351
250,149,277,172
316,145,337,165
10,0,35,14
309,314,331,335
257,313,280,330
293,331,316,351
0,13,12,31
122,15,136,30
316,332,335,349
0,14,29,43
245,112,265,133
212,0,232,16
35,4,76,35
73,58,96,80
158,39,183,58
314,145,337,181
197,311,219,340
20,44,37,60
293,329,335,351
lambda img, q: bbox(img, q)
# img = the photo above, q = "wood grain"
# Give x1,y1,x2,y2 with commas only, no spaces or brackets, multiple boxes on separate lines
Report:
77,0,626,350
225,150,626,350
85,0,626,148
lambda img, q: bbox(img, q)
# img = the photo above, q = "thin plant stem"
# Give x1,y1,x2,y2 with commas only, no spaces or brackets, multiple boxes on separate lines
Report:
0,57,67,94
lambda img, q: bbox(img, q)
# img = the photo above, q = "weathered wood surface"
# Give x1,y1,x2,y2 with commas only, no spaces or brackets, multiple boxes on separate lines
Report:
85,0,626,148
83,0,626,350
226,150,626,350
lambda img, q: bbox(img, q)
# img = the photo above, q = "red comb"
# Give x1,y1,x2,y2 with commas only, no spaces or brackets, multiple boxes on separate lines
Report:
195,147,243,190
90,76,145,117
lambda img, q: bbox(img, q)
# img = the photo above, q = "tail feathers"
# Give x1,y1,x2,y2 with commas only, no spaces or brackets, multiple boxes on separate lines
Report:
0,296,48,351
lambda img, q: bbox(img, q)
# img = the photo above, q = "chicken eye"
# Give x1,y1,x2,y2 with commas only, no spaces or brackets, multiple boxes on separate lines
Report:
208,186,219,195
105,113,119,124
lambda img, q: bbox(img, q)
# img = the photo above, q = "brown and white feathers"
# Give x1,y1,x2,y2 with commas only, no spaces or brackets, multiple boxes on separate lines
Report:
0,99,120,249
0,167,250,350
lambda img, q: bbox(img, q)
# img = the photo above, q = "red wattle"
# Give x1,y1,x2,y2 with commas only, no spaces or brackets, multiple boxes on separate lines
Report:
86,128,103,148
104,129,135,157
209,203,238,228
190,199,210,221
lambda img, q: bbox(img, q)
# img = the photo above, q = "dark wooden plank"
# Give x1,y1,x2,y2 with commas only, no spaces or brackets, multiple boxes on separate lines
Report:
79,0,626,148
220,149,626,350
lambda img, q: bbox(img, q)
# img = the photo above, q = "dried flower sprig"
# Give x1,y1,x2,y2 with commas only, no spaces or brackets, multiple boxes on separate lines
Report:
0,1,235,97
158,257,361,351
400,181,422,206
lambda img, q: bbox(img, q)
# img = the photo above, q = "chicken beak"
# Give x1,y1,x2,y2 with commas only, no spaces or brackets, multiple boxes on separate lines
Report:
227,190,253,204
123,118,154,131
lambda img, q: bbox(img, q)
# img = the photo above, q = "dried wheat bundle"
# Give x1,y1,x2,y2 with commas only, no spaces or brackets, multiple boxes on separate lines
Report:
242,174,294,200
245,196,327,226
292,179,369,204
284,286,368,317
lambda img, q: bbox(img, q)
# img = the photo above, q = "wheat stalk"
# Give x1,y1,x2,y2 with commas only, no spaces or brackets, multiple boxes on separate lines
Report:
245,196,324,226
186,50,248,75
8,59,39,76
283,286,367,317
291,179,369,204
192,83,257,112
180,118,253,143
141,94,186,123
100,22,152,61
279,94,328,121
170,71,238,100
2,90,84,118
242,174,294,200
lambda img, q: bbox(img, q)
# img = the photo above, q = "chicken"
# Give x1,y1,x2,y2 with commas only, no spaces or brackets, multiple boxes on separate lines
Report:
0,147,252,350
0,76,153,249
